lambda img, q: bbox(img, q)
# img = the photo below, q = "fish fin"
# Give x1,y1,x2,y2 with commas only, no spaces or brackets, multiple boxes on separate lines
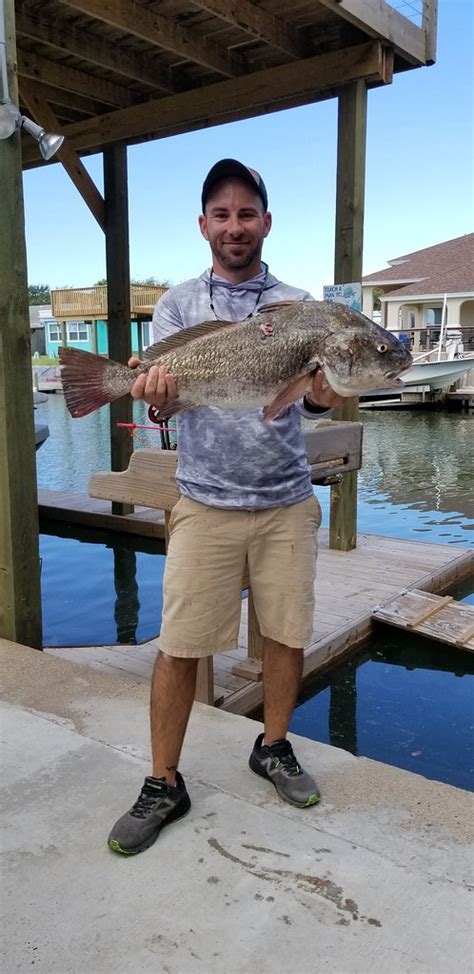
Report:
262,370,315,422
59,346,132,418
154,399,196,420
142,320,237,360
256,301,300,316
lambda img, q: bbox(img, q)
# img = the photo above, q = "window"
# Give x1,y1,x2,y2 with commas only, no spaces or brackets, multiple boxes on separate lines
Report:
67,321,89,342
48,321,61,342
408,311,416,329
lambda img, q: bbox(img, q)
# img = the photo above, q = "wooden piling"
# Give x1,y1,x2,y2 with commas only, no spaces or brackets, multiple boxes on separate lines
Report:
330,80,367,551
0,0,42,647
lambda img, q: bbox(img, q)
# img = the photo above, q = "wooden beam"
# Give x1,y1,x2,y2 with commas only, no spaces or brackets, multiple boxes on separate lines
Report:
19,81,106,231
59,0,241,77
190,0,311,58
318,0,426,64
22,42,388,162
0,0,42,649
15,10,175,93
20,80,110,118
18,50,134,108
103,144,134,514
423,0,438,64
329,80,368,552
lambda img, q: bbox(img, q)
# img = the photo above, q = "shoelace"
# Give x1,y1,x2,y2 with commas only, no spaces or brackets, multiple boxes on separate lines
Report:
267,740,302,776
131,779,168,819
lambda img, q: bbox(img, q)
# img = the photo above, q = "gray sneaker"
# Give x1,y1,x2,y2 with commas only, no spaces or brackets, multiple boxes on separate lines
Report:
249,733,320,808
108,772,191,855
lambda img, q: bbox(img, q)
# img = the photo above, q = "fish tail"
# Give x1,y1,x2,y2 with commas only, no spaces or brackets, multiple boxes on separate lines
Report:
59,346,133,418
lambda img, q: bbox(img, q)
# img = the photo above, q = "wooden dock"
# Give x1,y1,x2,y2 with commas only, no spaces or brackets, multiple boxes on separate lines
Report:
45,527,473,716
373,588,474,651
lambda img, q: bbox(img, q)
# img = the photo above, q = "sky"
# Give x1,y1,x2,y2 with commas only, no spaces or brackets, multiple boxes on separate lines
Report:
22,0,473,300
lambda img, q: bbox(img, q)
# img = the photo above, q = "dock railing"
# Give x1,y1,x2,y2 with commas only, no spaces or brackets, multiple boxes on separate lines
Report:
89,421,363,706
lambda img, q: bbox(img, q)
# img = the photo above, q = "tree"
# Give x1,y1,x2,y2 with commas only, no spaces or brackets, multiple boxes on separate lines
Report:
93,276,170,287
28,284,50,305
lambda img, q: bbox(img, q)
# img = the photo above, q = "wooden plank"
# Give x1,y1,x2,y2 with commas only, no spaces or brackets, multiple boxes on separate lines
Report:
20,81,106,231
103,144,133,513
318,0,427,64
21,42,388,162
195,657,215,705
0,0,42,649
21,80,110,118
59,0,241,78
406,595,454,628
329,79,367,551
191,0,310,58
15,10,175,92
18,50,134,108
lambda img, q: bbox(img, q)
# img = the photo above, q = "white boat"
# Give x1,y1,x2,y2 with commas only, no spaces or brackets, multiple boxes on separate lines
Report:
365,355,474,397
400,355,474,389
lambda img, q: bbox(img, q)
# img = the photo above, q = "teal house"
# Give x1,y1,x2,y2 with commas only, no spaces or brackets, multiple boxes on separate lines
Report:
49,284,167,358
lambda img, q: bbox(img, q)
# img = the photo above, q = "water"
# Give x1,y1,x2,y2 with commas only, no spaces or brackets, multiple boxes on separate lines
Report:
289,623,474,792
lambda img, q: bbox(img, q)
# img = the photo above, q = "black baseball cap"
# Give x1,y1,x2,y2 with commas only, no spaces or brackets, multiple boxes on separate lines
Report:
201,158,268,212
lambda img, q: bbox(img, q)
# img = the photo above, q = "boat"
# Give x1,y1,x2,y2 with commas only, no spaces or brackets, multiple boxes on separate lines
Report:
34,422,49,451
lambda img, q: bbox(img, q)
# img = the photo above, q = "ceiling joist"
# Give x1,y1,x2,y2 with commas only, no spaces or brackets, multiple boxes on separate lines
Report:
18,50,136,108
58,0,243,77
15,11,175,93
190,0,312,59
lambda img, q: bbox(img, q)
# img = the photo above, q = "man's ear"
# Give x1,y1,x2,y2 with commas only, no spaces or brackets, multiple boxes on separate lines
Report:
198,214,209,240
263,212,272,238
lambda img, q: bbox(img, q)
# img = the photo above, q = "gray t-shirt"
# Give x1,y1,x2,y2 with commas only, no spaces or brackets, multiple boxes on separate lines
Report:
151,266,329,509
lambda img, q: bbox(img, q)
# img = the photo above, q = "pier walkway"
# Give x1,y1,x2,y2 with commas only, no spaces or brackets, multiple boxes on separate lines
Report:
2,639,472,974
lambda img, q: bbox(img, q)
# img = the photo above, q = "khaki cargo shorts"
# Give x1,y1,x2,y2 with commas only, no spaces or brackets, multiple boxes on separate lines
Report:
159,494,321,658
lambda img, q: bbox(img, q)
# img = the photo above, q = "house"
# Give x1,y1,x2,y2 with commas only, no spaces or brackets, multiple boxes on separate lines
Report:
362,234,474,352
29,305,52,356
44,283,167,358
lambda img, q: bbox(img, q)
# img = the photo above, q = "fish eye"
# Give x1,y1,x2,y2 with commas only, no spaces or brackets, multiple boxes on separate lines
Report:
377,343,388,353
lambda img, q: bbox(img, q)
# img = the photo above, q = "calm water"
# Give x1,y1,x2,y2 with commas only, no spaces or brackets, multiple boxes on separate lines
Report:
35,396,473,788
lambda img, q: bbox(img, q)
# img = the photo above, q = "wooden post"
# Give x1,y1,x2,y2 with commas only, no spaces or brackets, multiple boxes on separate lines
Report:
0,0,42,648
329,80,367,551
103,143,133,515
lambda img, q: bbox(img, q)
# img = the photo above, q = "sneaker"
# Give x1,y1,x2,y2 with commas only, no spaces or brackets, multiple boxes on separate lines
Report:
107,772,191,855
249,733,320,808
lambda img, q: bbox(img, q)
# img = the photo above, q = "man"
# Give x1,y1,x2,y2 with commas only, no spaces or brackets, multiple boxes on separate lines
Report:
108,159,346,856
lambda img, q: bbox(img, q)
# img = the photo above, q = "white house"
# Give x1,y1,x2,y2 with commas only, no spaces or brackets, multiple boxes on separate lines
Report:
362,234,474,352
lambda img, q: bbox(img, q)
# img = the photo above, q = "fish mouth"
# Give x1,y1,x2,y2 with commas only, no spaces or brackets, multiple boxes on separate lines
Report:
383,365,412,387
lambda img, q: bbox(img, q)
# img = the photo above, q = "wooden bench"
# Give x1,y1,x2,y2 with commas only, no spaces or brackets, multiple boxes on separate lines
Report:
89,421,363,705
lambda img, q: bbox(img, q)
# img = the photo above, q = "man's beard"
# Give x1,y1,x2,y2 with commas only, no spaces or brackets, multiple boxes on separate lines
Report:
211,239,262,271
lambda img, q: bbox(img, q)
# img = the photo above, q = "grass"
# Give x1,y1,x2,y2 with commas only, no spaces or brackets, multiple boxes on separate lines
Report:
32,356,60,365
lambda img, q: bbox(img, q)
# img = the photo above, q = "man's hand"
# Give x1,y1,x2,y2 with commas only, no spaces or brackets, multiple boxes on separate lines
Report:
306,370,350,410
128,357,178,409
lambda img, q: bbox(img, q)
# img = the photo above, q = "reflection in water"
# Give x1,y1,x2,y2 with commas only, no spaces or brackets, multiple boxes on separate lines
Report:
328,665,358,755
39,522,165,647
113,547,140,644
288,627,474,792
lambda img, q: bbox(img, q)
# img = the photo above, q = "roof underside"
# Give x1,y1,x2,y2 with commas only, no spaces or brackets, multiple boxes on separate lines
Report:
15,0,435,169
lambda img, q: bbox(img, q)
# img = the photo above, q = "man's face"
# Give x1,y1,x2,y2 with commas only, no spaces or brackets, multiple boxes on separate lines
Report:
199,178,272,274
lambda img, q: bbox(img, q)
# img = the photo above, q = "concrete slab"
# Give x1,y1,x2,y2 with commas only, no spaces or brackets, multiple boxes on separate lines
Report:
1,639,473,974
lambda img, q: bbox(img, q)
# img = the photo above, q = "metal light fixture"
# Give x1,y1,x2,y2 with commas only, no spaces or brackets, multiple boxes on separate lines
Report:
0,100,64,158
0,0,64,158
